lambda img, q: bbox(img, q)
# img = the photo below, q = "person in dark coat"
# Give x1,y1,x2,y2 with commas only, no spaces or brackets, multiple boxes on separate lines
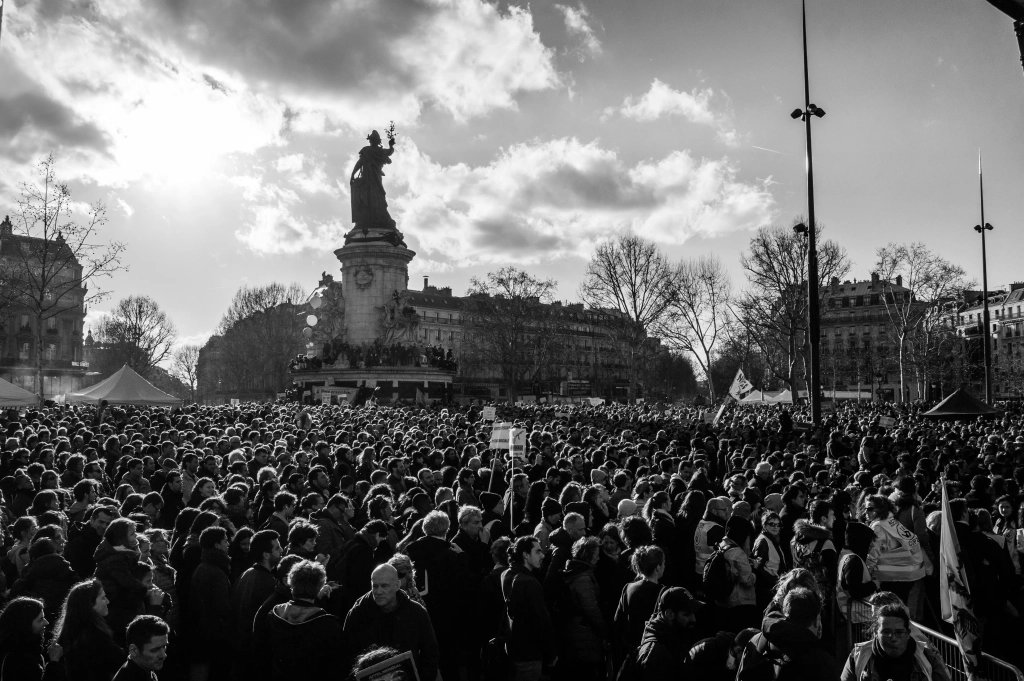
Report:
614,545,665,652
53,579,126,681
230,530,282,678
186,526,232,680
406,510,470,681
688,628,760,681
636,587,701,679
342,564,440,681
94,518,149,640
736,587,839,681
332,520,389,615
249,555,307,681
561,537,608,681
65,506,113,578
265,559,342,681
312,494,356,565
542,513,586,606
502,535,557,679
10,538,77,624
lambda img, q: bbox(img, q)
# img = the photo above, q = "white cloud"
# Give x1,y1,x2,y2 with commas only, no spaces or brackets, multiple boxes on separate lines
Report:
385,137,774,266
117,198,135,217
613,79,740,146
556,4,602,59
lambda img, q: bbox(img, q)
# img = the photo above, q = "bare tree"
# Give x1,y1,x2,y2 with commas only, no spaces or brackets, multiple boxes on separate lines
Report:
875,243,970,402
0,154,126,402
660,254,733,401
94,295,177,378
204,282,307,398
579,234,675,400
462,267,564,403
736,223,850,394
171,343,202,403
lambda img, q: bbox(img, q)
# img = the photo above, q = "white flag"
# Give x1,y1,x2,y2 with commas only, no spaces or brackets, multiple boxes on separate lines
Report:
728,368,754,400
939,477,983,678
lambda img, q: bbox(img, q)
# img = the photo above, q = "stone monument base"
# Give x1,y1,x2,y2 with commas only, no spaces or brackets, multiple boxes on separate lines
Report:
292,365,455,404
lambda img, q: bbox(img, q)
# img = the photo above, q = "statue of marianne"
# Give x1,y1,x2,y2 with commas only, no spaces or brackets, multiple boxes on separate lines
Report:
349,129,397,231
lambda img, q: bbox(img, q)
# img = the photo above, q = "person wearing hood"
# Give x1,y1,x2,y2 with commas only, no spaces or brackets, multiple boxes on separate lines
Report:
10,538,77,624
840,603,950,681
791,500,838,598
265,559,341,681
186,526,232,681
342,564,439,681
560,536,608,680
737,586,838,681
94,518,150,639
636,587,701,679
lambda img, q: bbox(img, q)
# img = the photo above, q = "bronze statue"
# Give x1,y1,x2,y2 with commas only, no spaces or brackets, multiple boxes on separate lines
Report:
350,128,397,231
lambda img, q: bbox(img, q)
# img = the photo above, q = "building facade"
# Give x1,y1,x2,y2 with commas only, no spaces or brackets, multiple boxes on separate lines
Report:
0,216,89,398
953,283,1024,400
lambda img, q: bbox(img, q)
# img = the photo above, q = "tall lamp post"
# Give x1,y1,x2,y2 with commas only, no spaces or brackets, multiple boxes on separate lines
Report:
791,0,826,424
975,153,994,404
983,0,1024,81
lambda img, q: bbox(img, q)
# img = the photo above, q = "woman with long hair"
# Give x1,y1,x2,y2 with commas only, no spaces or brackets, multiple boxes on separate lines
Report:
752,510,790,610
674,489,706,592
186,477,217,509
643,491,678,585
53,579,124,681
0,597,50,680
229,527,256,583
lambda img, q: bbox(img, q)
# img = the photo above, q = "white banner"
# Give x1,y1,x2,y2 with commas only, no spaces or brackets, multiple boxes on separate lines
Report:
481,406,496,421
490,422,512,450
878,415,895,429
728,368,754,400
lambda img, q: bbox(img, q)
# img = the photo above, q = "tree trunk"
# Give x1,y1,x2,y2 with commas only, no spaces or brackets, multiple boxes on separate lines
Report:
35,311,44,406
897,338,906,403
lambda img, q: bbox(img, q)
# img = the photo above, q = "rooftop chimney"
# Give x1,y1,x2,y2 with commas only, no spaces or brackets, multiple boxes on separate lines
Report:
871,272,879,290
896,275,902,287
423,276,429,291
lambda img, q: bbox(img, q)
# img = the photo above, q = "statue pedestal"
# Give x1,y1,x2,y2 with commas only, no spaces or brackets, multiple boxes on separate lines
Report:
334,237,415,346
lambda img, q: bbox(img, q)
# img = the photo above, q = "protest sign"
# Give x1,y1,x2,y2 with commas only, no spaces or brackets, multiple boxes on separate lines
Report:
481,406,496,421
490,422,511,450
879,415,895,429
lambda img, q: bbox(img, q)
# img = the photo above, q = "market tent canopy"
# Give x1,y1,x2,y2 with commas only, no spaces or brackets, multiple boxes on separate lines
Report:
922,389,1000,419
67,365,181,406
740,389,792,404
0,376,37,407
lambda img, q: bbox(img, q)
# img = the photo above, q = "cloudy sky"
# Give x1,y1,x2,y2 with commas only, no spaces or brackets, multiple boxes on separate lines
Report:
1,0,1023,348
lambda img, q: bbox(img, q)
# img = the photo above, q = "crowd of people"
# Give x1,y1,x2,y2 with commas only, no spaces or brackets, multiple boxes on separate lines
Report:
290,342,458,372
0,395,1021,681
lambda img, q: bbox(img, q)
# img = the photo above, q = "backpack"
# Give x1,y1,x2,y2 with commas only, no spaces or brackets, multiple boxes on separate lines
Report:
702,541,735,601
735,633,791,681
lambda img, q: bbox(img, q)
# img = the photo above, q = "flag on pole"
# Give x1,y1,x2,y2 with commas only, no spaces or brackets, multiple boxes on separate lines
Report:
939,476,983,679
728,368,754,400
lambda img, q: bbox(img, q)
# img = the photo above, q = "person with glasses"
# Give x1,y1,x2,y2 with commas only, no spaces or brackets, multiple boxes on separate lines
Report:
753,510,789,611
840,603,950,681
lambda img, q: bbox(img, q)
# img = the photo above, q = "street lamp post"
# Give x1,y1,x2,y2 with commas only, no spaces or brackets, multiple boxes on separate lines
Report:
791,0,826,424
975,151,994,404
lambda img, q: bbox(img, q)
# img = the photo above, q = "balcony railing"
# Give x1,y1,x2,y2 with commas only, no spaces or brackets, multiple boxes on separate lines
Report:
0,357,89,370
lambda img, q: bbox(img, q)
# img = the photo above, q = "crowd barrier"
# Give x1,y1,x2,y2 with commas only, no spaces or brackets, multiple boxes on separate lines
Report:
848,600,1023,681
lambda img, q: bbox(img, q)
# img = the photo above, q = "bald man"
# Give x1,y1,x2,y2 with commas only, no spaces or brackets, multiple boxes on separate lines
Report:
342,564,439,681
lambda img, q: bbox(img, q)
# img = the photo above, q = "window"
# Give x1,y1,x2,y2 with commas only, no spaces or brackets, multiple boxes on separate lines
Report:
842,297,850,308
46,317,57,331
856,295,864,306
19,342,29,360
20,315,29,330
435,329,441,340
45,343,57,360
871,294,880,306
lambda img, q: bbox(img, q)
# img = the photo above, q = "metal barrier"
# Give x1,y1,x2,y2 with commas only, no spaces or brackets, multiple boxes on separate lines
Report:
847,600,1023,681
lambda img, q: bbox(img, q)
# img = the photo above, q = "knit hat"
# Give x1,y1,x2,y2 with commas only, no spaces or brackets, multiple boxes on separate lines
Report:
541,498,562,519
591,469,608,485
479,492,501,512
763,493,784,513
706,497,731,513
617,499,638,518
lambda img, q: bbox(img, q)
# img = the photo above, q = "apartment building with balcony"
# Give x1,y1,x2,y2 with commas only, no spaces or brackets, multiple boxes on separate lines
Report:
954,282,1024,399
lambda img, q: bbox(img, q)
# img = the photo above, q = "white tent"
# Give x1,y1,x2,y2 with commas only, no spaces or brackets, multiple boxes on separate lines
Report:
67,365,181,406
739,389,793,404
0,376,37,407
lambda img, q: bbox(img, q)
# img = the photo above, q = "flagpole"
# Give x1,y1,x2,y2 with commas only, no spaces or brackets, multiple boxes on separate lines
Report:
975,151,994,405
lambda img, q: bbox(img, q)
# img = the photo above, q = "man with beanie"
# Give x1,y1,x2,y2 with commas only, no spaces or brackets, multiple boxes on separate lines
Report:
535,498,562,552
637,587,701,678
479,491,509,541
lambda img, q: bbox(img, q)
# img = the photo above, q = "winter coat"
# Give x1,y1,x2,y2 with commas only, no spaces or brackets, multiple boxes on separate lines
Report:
342,589,440,681
501,564,557,663
93,541,147,635
10,553,77,619
892,491,934,568
542,528,575,605
739,614,839,681
187,548,232,653
230,564,277,652
650,509,680,584
149,555,179,633
405,534,470,639
841,638,951,681
637,616,691,678
0,640,44,681
614,578,663,649
65,523,103,578
867,516,925,583
562,559,608,663
265,600,342,681
791,519,838,593
312,510,354,563
61,626,125,681
717,537,757,608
